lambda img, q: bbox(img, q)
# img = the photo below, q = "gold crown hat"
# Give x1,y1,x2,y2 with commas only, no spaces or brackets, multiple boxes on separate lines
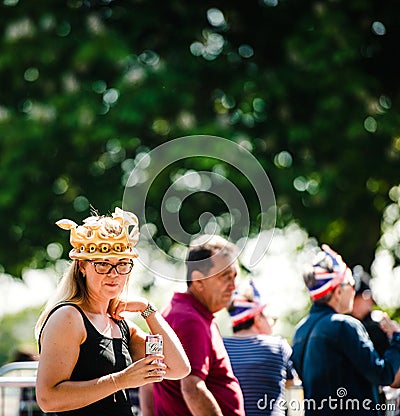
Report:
56,207,140,260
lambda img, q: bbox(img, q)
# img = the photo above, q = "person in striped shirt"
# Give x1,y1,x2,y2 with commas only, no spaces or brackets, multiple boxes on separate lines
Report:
223,280,298,416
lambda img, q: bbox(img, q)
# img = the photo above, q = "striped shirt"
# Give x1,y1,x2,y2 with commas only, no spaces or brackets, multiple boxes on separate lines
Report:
223,334,296,416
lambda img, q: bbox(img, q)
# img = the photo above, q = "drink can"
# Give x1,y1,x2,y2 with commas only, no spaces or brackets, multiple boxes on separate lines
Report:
146,334,163,364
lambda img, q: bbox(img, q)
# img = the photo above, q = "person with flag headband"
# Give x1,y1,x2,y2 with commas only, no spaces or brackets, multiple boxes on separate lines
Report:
291,244,400,416
224,280,298,415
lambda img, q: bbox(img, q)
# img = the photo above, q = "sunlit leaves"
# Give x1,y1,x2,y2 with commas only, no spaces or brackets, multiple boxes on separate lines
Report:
1,0,400,277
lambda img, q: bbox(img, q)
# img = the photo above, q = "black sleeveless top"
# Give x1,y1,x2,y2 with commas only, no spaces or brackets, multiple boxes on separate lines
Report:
39,302,134,416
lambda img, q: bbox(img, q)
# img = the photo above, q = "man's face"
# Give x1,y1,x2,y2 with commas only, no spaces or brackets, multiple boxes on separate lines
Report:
352,290,374,320
200,253,238,314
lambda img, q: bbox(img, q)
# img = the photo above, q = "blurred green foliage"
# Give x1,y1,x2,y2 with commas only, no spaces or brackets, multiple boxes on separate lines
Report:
0,306,40,365
1,0,400,277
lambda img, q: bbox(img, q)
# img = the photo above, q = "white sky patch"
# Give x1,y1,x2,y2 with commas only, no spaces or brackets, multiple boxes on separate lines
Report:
0,269,57,318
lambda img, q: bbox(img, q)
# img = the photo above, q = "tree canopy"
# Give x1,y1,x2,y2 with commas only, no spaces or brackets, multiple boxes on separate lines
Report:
1,0,400,277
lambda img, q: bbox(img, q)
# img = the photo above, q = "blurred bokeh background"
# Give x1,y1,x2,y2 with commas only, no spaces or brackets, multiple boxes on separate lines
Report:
1,0,400,365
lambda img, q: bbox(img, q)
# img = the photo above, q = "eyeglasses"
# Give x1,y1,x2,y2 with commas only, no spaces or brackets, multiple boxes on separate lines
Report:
89,261,133,275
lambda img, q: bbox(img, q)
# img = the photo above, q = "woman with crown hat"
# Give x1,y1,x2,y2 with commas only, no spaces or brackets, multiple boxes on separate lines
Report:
34,208,190,415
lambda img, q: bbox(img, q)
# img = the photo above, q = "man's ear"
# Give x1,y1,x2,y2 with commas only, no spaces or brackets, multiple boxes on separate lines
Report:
332,285,343,300
253,313,262,328
191,270,205,290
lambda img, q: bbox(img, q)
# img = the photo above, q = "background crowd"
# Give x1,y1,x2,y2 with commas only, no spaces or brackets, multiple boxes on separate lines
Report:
7,214,400,416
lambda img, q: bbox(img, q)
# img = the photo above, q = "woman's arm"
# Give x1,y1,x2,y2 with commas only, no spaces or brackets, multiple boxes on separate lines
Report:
37,306,116,412
143,310,191,379
113,299,190,380
36,306,165,413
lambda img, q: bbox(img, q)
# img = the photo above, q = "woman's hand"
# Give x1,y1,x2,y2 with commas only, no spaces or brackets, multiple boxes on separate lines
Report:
111,298,149,320
116,355,167,389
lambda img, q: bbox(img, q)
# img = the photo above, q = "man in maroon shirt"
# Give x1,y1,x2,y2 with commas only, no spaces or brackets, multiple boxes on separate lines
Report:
141,235,245,416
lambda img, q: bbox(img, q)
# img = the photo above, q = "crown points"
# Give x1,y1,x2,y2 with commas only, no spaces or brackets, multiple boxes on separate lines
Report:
113,207,139,229
56,207,140,260
56,219,78,230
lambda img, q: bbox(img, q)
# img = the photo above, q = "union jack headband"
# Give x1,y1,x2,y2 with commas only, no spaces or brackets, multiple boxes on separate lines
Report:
229,280,267,326
309,244,349,301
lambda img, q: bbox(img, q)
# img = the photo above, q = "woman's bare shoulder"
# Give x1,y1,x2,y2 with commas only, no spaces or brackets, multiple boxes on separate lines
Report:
43,304,85,336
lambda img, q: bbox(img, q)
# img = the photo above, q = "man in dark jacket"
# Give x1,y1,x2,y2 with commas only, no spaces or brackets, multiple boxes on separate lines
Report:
292,245,400,416
351,267,390,356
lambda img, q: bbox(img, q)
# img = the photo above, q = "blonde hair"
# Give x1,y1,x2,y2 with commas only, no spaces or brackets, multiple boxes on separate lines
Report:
35,260,124,339
35,261,81,339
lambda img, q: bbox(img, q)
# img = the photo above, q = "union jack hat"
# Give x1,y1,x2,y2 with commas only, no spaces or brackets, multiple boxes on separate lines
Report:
308,244,350,301
229,280,266,326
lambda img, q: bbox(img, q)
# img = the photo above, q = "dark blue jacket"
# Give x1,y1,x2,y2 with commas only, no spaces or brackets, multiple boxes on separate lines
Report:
292,303,400,415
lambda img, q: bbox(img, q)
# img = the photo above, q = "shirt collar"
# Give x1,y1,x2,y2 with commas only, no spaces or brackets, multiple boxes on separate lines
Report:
173,291,214,321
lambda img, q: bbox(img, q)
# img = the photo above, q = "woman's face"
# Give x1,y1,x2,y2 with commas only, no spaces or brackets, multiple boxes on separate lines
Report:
79,258,133,301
